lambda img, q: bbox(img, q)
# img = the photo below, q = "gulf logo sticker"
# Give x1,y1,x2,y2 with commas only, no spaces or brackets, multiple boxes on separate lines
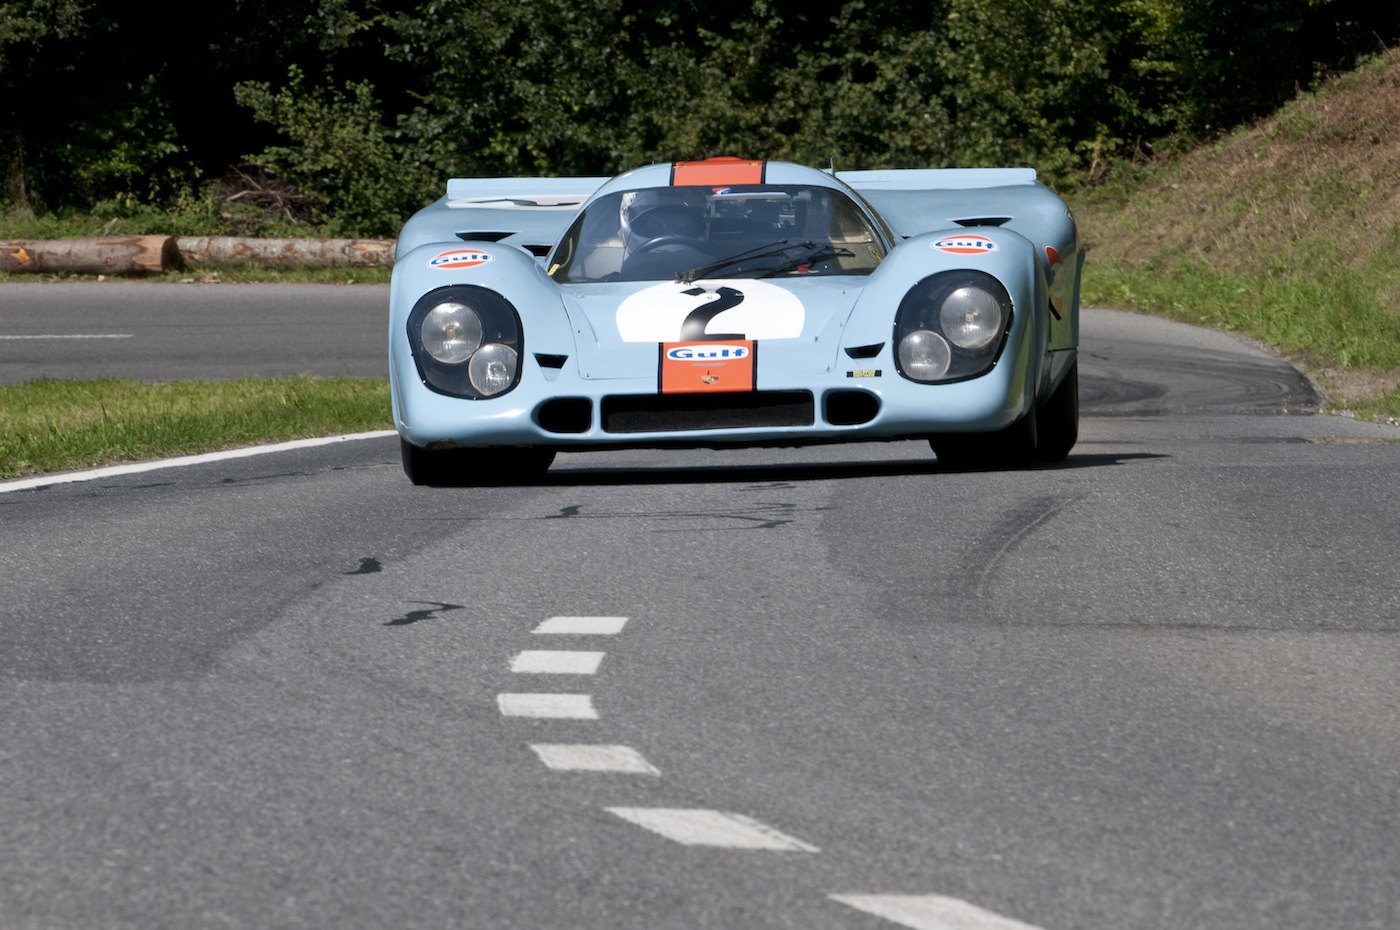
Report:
660,340,755,394
428,248,495,270
932,234,998,256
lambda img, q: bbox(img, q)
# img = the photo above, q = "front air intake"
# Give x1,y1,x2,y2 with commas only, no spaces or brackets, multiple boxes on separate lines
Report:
602,391,814,433
537,397,593,433
824,390,880,426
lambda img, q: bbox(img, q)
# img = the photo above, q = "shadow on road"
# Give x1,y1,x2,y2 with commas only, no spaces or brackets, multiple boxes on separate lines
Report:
507,450,1169,487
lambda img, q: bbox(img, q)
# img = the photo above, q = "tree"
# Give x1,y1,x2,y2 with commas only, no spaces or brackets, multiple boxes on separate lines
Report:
0,0,94,210
0,0,399,216
931,0,1168,182
6,0,1399,232
1129,0,1400,141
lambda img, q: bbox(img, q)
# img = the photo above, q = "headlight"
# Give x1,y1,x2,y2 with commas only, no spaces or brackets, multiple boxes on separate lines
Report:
897,330,952,381
894,270,1012,383
407,286,523,398
468,343,519,395
940,286,1004,350
421,302,484,363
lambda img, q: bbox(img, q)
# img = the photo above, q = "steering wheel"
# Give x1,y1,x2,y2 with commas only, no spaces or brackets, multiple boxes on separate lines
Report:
631,234,707,256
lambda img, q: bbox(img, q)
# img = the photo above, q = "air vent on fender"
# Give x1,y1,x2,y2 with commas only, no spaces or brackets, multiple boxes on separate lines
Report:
455,231,513,242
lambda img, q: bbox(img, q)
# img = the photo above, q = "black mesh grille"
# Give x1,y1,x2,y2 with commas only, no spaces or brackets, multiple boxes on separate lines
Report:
602,391,814,434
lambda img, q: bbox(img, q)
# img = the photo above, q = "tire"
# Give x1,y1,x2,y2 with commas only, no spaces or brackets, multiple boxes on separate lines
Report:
929,403,1038,471
401,439,555,487
1035,361,1079,463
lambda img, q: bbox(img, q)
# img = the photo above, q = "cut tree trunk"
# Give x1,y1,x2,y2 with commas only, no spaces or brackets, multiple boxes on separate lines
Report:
1,236,182,276
175,237,394,269
0,236,397,276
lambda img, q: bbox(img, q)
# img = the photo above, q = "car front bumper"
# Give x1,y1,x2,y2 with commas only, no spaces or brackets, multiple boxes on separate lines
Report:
391,338,1039,452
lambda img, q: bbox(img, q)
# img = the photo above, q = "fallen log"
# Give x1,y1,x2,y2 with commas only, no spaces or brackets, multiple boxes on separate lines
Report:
175,236,395,269
1,236,182,276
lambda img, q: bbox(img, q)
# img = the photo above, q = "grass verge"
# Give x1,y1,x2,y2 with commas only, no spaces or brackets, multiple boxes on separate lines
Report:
0,376,392,480
165,266,391,285
1078,256,1400,421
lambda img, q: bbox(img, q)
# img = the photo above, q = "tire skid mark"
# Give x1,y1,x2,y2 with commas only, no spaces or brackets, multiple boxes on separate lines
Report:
958,495,1085,602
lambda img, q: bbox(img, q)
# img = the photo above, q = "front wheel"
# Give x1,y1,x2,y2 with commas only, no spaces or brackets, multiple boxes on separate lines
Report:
929,403,1038,471
400,439,556,487
1035,361,1079,463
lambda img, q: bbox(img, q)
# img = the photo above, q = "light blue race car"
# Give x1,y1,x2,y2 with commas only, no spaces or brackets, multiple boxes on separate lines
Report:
389,157,1083,484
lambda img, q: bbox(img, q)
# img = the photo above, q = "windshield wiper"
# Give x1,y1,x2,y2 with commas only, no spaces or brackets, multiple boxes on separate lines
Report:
760,244,854,277
675,239,806,284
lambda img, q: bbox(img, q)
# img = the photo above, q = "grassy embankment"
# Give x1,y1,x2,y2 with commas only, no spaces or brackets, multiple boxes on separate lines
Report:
3,50,1399,479
1069,48,1400,423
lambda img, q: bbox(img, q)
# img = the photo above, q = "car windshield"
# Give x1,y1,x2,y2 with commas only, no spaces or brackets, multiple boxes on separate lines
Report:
548,184,885,283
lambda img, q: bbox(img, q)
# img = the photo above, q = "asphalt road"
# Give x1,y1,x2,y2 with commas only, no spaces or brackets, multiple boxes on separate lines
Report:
0,281,389,382
2,293,1399,930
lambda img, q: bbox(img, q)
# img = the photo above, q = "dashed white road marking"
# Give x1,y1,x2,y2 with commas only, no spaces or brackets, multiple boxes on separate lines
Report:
504,616,1044,930
497,693,598,719
529,744,660,775
606,808,819,851
533,616,629,636
829,894,1048,930
510,650,605,675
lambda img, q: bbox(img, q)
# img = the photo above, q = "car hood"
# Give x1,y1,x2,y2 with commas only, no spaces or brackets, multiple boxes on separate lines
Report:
560,277,862,380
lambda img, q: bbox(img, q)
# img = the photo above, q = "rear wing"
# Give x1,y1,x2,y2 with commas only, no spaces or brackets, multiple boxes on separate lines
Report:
837,168,1073,245
396,177,609,261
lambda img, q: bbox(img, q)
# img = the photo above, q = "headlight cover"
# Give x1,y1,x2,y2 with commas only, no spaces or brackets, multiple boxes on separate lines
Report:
407,285,523,398
894,271,1013,383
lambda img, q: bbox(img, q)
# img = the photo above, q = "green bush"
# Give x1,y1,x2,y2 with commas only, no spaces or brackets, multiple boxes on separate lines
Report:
233,66,438,238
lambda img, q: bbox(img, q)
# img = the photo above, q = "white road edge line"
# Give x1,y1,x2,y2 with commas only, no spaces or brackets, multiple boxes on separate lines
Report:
529,744,660,775
0,430,398,494
606,808,819,851
511,650,606,675
0,334,134,339
532,616,630,635
828,894,1048,930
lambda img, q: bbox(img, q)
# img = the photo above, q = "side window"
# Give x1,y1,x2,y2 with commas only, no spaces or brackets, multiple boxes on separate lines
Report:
818,192,884,272
830,196,878,245
550,196,627,282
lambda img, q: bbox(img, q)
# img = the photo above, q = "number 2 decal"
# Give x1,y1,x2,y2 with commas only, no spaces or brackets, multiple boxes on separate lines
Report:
614,280,806,343
679,286,745,340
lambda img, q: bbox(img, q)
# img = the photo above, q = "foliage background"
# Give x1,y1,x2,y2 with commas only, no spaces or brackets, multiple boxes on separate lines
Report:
2,0,1397,237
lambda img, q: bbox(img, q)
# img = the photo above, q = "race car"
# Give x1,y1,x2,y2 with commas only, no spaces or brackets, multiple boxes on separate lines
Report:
389,156,1082,484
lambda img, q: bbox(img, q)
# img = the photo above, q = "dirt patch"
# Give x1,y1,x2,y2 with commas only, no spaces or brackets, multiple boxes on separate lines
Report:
1309,366,1400,408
